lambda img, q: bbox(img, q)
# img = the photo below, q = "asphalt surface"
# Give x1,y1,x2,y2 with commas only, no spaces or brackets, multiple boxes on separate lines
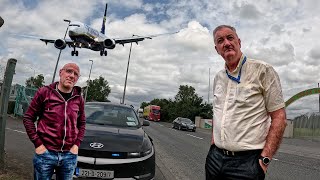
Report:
3,116,320,180
143,121,320,180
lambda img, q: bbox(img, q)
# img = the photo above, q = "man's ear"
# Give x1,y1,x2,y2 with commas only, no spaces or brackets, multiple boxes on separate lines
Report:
215,46,220,55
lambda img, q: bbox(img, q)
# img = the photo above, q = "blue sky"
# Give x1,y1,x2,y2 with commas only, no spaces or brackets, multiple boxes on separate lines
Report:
1,0,320,119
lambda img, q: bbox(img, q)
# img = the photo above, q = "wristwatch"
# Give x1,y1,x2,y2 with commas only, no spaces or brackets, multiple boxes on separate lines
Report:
259,156,271,165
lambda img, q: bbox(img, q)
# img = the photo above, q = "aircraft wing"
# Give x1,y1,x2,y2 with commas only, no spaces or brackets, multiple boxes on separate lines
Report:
40,38,74,47
114,37,145,45
113,31,179,45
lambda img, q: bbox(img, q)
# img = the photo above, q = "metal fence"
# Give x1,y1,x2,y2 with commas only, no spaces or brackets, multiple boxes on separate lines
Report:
293,112,320,140
14,84,37,116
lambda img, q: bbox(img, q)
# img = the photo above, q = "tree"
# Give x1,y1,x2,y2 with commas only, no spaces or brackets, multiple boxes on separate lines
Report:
86,76,111,102
173,85,204,120
25,74,45,89
140,102,149,109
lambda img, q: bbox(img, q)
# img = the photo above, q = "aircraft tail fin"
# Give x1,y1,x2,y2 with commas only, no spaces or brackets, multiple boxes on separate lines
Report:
100,3,107,35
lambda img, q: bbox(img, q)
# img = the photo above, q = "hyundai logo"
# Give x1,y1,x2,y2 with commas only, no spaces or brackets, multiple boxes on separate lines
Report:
90,142,104,149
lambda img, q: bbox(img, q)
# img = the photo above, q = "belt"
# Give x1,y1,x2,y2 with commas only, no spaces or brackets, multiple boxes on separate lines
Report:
214,145,261,156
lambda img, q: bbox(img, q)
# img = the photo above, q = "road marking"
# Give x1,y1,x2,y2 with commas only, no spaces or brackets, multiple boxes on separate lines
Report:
6,128,26,134
158,124,163,127
272,158,278,161
187,134,203,140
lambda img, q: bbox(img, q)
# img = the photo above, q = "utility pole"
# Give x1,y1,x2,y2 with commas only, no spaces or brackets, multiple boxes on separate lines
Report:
0,58,17,169
52,19,71,83
84,60,93,103
318,83,320,113
208,68,211,103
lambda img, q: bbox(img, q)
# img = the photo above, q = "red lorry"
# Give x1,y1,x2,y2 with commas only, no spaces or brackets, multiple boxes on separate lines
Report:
143,105,161,121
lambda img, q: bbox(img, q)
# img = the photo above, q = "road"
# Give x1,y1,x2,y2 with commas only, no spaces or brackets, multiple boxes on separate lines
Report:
143,121,320,180
4,116,320,180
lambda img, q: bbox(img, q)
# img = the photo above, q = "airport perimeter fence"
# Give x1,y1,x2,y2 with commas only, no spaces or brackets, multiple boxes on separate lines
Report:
14,84,37,116
293,113,320,140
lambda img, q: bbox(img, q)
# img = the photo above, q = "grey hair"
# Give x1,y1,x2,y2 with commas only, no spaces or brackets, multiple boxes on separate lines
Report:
213,25,237,39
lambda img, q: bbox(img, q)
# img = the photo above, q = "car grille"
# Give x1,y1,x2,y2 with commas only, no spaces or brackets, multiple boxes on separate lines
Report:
79,149,128,159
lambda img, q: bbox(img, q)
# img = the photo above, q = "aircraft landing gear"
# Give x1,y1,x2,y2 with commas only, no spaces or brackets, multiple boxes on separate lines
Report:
71,50,78,56
100,50,107,56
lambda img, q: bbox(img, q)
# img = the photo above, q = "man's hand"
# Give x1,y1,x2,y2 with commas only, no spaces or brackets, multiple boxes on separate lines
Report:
259,160,268,174
35,144,47,155
70,145,79,155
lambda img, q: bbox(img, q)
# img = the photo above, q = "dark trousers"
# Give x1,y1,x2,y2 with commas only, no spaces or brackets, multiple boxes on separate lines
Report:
205,145,265,180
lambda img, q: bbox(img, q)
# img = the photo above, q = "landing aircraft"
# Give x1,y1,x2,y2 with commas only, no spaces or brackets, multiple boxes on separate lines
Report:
40,4,168,56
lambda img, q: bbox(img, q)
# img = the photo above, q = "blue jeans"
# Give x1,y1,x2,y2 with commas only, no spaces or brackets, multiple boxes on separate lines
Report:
33,150,77,180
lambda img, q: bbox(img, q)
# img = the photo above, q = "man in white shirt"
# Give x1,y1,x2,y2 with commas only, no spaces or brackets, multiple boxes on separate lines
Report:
205,25,287,180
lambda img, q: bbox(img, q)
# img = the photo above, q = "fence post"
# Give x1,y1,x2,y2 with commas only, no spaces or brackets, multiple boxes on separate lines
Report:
0,58,17,169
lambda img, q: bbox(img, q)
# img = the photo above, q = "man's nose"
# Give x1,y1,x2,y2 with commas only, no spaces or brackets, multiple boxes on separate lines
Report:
224,40,231,47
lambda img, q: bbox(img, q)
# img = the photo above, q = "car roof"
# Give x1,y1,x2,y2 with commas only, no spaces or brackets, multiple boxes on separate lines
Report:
85,102,134,109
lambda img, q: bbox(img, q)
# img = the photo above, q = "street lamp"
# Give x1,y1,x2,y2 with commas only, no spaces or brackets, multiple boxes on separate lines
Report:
84,60,93,103
52,19,71,83
121,34,153,104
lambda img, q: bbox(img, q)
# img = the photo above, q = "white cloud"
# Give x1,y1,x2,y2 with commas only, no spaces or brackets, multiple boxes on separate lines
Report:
0,0,319,117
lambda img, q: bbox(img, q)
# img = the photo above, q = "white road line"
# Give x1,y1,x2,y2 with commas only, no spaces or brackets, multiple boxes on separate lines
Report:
186,134,203,140
158,124,163,127
272,158,278,161
6,128,26,134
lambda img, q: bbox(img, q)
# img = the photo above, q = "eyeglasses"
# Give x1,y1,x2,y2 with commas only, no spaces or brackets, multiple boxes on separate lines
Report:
63,68,80,78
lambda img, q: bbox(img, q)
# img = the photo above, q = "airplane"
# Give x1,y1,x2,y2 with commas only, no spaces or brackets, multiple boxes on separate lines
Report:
40,3,174,56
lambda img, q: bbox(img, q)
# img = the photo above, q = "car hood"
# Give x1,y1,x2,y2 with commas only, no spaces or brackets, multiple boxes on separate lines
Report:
80,123,147,152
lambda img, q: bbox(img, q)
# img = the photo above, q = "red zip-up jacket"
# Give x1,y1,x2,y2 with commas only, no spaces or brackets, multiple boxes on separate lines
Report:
23,82,86,151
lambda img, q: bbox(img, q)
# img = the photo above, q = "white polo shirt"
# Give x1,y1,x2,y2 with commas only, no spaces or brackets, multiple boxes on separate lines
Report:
212,55,285,151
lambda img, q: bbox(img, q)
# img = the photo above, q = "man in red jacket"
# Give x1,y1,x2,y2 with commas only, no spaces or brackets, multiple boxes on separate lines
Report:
23,63,86,180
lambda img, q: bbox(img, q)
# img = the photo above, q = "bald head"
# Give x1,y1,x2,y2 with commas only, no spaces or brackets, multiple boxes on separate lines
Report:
61,63,80,73
58,63,80,92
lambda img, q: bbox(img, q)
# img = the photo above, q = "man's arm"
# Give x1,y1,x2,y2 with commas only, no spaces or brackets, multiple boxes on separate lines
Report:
74,97,86,148
23,88,45,148
261,108,287,158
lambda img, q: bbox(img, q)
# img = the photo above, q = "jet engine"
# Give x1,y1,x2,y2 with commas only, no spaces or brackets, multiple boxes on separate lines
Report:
54,39,67,49
103,38,116,49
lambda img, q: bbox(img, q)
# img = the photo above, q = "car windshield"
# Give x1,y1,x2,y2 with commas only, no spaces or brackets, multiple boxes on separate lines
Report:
181,118,192,124
152,109,160,114
85,104,140,128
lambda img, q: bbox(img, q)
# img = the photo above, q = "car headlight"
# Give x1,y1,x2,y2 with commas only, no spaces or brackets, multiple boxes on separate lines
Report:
128,135,153,158
182,123,186,126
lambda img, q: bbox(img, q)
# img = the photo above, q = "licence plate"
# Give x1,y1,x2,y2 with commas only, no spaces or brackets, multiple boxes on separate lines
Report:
78,168,114,179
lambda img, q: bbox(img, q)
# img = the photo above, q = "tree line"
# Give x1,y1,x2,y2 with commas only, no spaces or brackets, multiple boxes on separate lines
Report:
140,85,213,122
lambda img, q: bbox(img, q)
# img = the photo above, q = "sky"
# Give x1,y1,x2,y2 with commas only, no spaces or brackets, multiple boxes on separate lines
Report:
0,0,320,119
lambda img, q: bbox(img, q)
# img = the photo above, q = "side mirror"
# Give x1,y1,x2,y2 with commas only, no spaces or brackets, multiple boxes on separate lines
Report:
142,120,150,126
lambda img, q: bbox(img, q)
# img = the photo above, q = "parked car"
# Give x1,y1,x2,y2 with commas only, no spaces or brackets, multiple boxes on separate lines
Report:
172,117,196,132
73,102,155,180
